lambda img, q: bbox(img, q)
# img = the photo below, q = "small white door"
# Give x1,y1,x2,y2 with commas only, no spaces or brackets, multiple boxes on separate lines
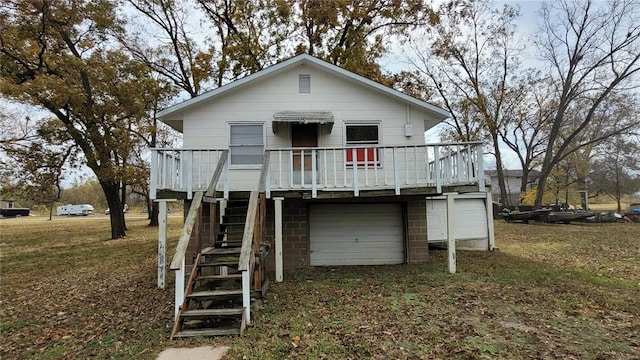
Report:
309,204,404,266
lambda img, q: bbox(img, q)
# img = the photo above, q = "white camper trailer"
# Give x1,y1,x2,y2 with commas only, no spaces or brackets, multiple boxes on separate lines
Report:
56,204,94,216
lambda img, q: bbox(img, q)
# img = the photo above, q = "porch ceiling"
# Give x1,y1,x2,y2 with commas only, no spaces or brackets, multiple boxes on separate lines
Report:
272,111,334,133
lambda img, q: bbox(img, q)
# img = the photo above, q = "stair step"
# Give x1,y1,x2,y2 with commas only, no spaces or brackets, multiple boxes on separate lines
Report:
199,261,238,267
181,308,243,317
197,274,242,281
202,247,241,255
215,241,243,246
226,198,249,204
188,289,243,298
221,222,245,227
173,327,240,338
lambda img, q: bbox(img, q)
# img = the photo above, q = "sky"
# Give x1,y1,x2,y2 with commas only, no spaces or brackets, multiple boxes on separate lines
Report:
3,0,549,186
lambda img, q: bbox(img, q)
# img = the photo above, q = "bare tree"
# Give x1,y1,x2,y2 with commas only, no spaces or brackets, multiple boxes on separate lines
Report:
497,72,552,197
589,135,640,213
408,0,522,206
122,0,213,98
533,0,640,207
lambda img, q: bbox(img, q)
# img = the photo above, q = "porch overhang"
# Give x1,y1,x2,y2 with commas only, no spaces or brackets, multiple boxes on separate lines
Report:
272,111,334,134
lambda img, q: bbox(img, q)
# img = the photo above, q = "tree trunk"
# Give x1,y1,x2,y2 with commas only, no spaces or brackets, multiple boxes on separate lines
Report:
48,204,53,221
519,168,531,205
120,181,128,231
534,167,550,208
101,181,127,239
148,199,159,227
148,111,159,227
491,135,510,207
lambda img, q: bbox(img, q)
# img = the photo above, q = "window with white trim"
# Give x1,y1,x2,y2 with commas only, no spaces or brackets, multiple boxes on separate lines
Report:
299,74,310,93
229,123,265,167
345,124,380,166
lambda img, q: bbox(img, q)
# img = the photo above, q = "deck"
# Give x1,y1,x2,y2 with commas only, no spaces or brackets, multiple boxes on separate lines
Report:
150,142,485,200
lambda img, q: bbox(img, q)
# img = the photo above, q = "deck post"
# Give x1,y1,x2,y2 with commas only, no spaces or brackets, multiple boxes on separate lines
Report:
156,199,177,289
242,270,251,325
311,150,317,198
434,145,442,193
274,197,284,282
446,192,457,274
477,144,485,191
486,191,496,250
150,150,158,199
352,148,359,196
174,258,185,319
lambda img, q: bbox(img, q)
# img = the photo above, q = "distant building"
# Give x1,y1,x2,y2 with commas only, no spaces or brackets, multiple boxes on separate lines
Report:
485,170,540,206
0,199,15,209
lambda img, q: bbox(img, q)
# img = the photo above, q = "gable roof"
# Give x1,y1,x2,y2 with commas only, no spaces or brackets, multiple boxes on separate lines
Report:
157,54,449,131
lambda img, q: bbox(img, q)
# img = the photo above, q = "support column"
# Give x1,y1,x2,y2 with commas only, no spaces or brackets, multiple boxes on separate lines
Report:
174,258,185,319
274,197,284,282
445,192,457,274
156,199,177,289
486,191,496,251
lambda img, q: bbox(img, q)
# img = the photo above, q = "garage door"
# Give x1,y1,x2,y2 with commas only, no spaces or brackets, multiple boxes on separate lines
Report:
309,203,404,266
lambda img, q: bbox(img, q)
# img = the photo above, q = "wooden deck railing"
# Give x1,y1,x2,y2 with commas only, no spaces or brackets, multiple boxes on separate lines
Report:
264,142,484,197
168,153,228,319
150,148,228,199
238,191,260,324
150,142,484,199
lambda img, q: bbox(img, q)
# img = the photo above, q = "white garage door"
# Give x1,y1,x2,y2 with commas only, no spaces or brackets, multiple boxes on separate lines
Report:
309,204,404,266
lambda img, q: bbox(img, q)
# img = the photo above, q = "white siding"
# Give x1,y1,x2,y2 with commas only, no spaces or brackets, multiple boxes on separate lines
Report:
427,194,489,250
309,204,404,266
180,64,439,191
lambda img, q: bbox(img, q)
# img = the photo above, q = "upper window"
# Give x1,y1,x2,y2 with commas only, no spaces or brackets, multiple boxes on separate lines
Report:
299,74,310,93
346,125,379,144
229,124,265,167
345,124,380,166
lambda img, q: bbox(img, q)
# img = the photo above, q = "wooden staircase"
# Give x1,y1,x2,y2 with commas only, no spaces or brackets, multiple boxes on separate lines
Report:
171,199,253,338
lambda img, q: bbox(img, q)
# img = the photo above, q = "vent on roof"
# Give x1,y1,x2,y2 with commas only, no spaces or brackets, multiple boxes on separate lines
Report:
299,74,310,93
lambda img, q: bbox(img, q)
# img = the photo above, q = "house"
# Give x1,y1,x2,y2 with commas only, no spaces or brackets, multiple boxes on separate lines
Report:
485,169,540,206
150,54,494,338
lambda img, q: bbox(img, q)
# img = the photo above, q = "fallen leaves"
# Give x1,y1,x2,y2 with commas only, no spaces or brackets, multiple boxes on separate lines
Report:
1,218,639,359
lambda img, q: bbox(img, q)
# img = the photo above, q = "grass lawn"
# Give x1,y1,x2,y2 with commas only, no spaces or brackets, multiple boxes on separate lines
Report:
1,216,638,359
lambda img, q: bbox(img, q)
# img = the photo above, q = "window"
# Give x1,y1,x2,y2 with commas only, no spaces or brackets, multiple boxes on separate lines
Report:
229,124,265,167
299,74,310,93
345,124,380,166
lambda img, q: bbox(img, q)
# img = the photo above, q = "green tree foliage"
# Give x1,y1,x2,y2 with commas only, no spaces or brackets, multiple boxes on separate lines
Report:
0,0,168,238
0,111,74,219
293,0,429,84
191,0,427,87
61,180,108,211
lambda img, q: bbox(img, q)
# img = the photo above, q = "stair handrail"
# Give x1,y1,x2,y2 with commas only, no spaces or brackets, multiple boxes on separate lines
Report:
258,150,271,193
237,190,259,325
238,190,259,272
170,151,229,270
205,150,229,198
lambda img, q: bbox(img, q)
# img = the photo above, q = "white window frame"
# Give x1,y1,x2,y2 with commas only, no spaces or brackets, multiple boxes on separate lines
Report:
343,121,382,167
299,74,311,93
228,122,266,169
